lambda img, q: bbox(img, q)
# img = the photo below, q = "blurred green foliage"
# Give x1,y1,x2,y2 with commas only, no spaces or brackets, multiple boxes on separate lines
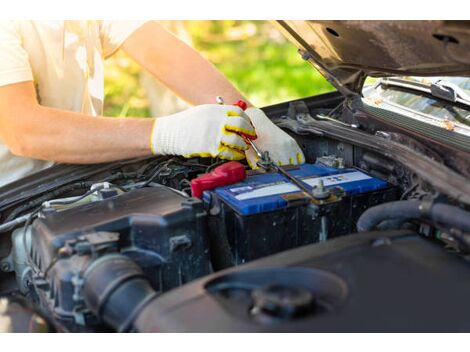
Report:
104,20,334,117
104,52,151,117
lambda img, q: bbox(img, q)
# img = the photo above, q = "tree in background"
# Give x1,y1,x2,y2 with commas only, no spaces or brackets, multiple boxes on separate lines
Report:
104,21,333,117
139,21,191,116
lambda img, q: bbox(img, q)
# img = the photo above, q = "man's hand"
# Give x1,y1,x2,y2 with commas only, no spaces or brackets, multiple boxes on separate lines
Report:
150,104,256,160
244,107,305,168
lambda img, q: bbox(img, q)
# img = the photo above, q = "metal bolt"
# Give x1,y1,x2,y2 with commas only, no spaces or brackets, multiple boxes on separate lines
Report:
216,96,224,105
257,151,274,170
1,262,10,272
312,180,330,200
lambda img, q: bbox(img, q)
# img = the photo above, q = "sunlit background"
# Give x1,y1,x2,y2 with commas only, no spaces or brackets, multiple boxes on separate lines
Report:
103,20,334,117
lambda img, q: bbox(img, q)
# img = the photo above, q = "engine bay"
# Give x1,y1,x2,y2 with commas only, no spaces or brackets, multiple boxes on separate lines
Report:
1,93,469,332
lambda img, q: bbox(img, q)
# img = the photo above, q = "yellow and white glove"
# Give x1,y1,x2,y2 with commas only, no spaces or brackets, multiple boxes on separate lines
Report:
245,107,305,168
150,104,256,160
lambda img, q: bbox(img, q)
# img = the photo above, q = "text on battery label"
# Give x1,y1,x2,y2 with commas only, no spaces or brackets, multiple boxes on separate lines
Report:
233,171,371,201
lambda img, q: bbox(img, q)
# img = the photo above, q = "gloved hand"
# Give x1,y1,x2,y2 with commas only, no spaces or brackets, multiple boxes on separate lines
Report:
244,107,305,168
150,104,256,160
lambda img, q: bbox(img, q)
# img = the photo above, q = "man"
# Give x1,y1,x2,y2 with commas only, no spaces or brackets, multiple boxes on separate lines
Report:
0,21,305,187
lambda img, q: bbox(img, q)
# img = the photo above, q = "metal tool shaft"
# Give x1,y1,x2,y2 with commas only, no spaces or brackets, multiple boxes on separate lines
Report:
245,138,264,159
273,163,313,197
216,95,314,199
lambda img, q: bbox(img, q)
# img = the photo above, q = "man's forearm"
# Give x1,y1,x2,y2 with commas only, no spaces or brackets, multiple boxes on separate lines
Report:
0,82,154,164
123,21,252,107
2,105,153,164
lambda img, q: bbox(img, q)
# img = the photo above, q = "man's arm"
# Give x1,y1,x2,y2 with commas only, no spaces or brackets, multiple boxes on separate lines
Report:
122,21,251,107
0,21,251,165
0,82,154,163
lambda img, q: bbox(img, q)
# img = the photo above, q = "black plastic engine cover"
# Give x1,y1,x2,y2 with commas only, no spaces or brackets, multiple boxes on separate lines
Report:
30,186,210,329
135,230,470,332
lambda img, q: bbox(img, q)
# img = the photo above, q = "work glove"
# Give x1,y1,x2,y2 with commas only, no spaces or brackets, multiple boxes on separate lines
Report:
150,104,256,160
244,107,305,169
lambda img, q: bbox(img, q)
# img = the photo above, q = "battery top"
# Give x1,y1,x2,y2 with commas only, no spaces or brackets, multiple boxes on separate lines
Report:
203,163,389,215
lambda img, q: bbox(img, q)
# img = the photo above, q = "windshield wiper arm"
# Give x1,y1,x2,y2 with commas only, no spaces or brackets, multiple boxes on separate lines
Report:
380,77,470,108
430,80,470,103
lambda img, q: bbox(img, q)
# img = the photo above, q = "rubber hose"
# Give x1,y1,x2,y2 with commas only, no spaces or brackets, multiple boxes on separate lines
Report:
82,254,158,332
357,200,470,233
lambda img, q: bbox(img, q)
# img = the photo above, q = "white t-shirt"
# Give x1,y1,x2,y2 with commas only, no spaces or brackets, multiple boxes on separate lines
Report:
0,20,147,187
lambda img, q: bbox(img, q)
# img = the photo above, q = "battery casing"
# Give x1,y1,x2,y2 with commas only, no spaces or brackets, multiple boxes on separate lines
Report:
204,164,397,264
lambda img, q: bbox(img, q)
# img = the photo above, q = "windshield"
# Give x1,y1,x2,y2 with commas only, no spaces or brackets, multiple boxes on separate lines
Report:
363,76,470,130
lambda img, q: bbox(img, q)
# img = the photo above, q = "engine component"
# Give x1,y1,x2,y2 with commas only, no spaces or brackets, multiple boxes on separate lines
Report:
23,185,210,331
357,200,470,233
190,161,246,198
82,254,158,332
11,227,32,294
134,229,470,332
132,264,348,333
250,283,317,319
79,253,342,332
316,155,345,168
204,163,397,264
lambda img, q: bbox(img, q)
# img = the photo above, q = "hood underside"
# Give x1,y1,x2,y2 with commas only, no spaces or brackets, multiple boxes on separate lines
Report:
276,20,470,95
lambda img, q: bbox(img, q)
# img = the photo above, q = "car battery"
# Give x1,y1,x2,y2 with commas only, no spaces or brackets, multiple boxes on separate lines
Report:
203,163,397,265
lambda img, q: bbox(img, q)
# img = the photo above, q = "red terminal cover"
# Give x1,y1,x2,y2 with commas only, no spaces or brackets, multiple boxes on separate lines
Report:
191,161,246,198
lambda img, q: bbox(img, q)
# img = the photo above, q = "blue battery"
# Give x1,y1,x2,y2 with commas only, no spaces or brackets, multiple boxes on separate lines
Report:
203,163,389,215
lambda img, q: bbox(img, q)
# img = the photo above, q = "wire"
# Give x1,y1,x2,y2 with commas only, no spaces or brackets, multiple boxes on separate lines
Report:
5,181,95,222
400,183,419,200
206,159,226,173
0,212,34,233
139,160,173,188
60,186,117,205
139,157,206,188
327,101,345,117
43,256,60,278
4,157,169,222
20,184,109,276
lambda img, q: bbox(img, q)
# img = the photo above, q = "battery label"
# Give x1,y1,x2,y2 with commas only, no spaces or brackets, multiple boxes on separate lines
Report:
233,171,371,201
232,182,298,201
303,171,371,187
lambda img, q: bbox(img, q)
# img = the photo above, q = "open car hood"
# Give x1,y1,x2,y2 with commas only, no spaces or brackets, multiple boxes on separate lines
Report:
276,21,470,95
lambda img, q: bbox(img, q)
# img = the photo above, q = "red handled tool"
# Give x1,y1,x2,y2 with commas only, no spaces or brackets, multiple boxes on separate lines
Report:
190,161,246,198
232,100,257,141
233,100,247,111
217,96,265,161
216,96,257,142
195,97,311,200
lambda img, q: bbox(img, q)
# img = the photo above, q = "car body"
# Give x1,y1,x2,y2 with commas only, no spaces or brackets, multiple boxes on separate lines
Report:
0,20,469,332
